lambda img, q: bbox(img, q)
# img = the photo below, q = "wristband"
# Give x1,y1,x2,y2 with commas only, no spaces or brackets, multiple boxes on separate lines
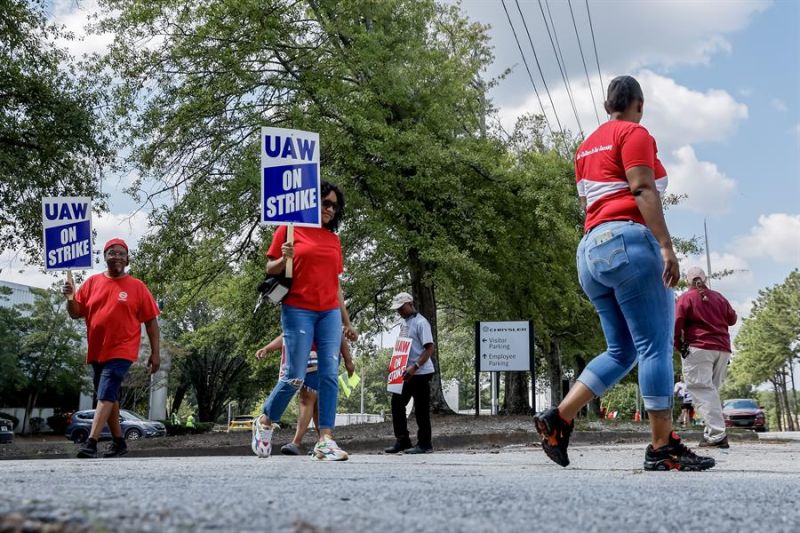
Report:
414,362,420,369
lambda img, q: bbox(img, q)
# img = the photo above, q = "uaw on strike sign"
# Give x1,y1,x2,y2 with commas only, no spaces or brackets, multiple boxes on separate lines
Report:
42,197,93,271
261,127,321,227
387,336,413,395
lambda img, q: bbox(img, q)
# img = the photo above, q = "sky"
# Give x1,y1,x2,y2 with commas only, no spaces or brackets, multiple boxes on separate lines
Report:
2,0,799,347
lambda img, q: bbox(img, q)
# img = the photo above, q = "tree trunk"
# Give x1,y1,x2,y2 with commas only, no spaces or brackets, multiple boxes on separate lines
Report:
503,372,531,415
171,383,188,415
545,339,563,408
781,369,795,431
22,390,34,435
790,360,800,428
772,378,783,432
408,247,454,414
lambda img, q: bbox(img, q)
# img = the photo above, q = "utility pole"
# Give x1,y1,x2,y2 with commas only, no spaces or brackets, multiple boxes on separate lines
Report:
704,218,713,286
360,346,365,415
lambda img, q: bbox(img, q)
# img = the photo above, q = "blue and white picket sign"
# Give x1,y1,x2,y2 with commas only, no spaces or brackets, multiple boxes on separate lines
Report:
261,127,321,227
41,197,93,271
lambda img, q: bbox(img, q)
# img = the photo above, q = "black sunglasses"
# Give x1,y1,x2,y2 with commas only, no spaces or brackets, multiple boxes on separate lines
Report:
322,199,339,211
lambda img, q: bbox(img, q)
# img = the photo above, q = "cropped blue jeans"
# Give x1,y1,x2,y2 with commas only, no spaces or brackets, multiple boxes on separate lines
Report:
576,221,675,411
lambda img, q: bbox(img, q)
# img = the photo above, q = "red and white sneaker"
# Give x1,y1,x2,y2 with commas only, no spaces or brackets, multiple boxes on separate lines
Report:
251,417,272,458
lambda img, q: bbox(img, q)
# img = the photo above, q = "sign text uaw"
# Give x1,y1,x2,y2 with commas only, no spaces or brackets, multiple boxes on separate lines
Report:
41,197,93,271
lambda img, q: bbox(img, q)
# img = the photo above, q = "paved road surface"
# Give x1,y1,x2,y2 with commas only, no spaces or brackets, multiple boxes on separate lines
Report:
2,441,798,532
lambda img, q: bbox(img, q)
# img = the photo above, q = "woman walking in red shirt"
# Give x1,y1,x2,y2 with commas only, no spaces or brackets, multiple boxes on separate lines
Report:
534,76,715,471
252,181,357,461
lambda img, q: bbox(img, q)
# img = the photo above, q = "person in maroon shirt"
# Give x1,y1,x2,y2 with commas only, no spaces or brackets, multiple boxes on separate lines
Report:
675,266,737,448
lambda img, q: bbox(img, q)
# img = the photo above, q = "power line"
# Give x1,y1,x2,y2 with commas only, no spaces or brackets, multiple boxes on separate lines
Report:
500,0,557,138
567,0,602,125
512,0,566,137
538,0,586,133
585,0,606,114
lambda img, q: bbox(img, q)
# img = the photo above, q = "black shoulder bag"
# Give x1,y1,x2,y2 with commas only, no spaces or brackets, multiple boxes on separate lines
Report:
254,231,293,312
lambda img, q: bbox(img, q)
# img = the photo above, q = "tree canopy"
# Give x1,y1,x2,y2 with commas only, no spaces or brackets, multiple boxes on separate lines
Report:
0,0,112,258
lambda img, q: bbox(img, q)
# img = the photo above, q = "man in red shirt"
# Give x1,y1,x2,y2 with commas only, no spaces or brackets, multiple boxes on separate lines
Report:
63,238,160,458
675,267,737,448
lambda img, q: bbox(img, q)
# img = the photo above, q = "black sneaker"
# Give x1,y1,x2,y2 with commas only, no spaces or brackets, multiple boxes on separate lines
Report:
384,440,413,454
533,408,573,467
404,446,433,454
103,440,128,458
77,439,98,459
698,436,729,449
644,432,716,471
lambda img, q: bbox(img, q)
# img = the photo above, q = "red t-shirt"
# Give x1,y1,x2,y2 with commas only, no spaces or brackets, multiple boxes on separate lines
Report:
674,287,738,353
75,273,160,363
267,225,343,312
575,121,668,232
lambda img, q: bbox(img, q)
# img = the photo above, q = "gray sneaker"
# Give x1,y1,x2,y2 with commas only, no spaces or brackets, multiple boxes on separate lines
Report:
698,436,729,449
281,442,303,456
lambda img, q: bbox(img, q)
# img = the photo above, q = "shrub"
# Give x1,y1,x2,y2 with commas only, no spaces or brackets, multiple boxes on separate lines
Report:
47,413,71,434
161,422,214,436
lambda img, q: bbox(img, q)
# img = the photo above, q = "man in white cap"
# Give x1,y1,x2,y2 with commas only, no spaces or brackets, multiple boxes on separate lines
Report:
674,267,737,448
385,291,436,454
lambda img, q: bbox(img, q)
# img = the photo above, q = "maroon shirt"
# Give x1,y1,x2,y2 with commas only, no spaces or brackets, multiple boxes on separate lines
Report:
674,287,737,353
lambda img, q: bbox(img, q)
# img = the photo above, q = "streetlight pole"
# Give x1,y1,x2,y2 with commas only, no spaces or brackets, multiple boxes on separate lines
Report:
704,218,713,285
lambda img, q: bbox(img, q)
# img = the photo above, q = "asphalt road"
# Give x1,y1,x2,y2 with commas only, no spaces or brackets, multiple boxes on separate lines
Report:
1,441,798,532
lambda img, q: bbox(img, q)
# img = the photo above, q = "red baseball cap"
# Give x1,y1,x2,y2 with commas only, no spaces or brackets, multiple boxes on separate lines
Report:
103,238,129,253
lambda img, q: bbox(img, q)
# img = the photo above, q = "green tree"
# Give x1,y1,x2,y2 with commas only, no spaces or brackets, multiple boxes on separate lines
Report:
729,270,800,430
0,0,112,258
94,0,512,414
0,287,26,403
15,288,84,433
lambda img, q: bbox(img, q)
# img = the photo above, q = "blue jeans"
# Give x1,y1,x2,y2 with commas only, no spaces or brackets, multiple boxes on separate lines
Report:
576,221,675,411
262,305,342,429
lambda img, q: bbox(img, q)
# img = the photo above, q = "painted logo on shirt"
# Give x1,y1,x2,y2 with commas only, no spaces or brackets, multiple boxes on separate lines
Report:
118,291,128,302
576,144,613,160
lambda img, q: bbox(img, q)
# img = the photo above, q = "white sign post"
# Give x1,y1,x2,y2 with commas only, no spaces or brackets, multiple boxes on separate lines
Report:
42,197,93,271
474,320,534,416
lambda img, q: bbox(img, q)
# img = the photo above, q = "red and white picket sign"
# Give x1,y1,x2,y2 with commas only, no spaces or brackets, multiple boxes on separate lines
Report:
387,336,412,394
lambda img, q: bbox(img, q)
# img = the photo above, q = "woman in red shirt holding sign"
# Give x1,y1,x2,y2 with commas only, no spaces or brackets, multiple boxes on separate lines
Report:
252,181,357,461
64,238,160,459
534,76,714,472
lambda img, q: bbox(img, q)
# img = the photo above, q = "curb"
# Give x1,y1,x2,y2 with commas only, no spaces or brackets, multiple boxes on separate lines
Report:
1,429,760,461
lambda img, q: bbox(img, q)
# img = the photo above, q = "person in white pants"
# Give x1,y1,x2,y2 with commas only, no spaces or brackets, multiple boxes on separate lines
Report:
674,267,737,448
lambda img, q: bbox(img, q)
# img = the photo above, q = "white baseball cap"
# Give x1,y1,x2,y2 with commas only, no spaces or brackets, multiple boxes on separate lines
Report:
389,292,413,310
686,266,707,283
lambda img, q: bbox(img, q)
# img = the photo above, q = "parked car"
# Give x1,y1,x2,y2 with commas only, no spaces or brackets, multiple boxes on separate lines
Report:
723,399,768,432
228,415,254,432
0,417,13,444
65,409,167,443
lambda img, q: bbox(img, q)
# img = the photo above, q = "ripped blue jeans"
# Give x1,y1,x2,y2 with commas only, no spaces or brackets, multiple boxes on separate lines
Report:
576,220,675,411
262,304,342,429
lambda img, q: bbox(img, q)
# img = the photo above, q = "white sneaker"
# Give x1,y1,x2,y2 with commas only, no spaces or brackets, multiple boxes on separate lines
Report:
251,416,272,458
312,436,349,461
